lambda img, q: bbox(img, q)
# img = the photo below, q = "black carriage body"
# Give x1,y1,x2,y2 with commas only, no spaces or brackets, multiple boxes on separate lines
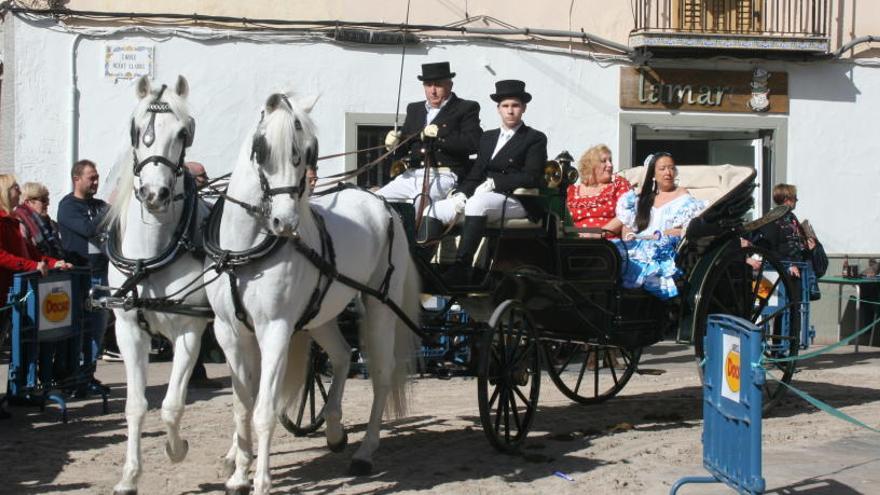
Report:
492,235,668,348
394,162,762,352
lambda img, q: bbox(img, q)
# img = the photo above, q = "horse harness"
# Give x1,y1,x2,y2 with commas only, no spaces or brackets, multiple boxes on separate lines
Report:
205,182,426,339
99,87,211,336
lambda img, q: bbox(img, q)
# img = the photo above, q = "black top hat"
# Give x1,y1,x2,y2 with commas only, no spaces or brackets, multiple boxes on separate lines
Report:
418,62,456,82
490,79,532,103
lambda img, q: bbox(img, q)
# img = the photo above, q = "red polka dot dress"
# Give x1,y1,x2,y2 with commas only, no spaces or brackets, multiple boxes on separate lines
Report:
566,175,631,237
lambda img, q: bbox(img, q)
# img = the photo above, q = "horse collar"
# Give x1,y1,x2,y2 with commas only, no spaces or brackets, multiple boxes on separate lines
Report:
107,172,200,279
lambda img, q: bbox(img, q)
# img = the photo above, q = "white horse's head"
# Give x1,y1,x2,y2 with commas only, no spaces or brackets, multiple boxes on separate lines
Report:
250,92,318,236
130,75,195,213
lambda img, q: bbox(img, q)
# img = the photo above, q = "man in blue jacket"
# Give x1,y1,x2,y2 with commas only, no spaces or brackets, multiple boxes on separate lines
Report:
58,159,110,386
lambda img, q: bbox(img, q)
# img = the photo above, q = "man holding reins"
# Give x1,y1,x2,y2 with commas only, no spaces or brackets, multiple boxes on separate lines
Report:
379,61,482,241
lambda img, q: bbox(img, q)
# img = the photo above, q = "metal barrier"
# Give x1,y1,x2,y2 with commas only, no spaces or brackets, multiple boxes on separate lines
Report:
761,262,814,352
3,269,107,422
671,314,765,495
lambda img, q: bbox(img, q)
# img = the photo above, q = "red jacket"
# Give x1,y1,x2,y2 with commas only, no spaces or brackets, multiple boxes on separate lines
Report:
0,209,60,304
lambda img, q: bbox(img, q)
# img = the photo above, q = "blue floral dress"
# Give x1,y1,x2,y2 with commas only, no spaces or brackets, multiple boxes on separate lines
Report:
613,190,705,299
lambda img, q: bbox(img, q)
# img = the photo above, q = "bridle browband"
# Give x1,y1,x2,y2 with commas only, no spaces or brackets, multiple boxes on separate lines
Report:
223,93,318,220
130,84,195,182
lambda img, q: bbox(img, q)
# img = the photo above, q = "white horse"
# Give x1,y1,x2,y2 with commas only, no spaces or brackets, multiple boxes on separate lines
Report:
205,92,420,494
104,76,212,495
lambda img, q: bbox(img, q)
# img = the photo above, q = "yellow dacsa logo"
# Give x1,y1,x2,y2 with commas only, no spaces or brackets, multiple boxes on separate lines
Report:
42,289,71,323
725,349,741,393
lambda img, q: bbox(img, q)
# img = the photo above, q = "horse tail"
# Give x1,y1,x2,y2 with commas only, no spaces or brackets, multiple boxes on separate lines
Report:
278,330,312,418
387,224,421,419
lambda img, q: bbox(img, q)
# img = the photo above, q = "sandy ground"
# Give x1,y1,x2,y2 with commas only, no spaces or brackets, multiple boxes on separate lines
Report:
2,342,880,495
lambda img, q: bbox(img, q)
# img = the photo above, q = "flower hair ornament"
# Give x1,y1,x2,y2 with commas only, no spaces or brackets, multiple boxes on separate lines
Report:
643,153,657,191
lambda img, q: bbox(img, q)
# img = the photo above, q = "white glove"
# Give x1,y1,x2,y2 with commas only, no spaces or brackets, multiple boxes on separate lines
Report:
475,178,495,195
421,124,439,140
384,130,402,151
452,192,467,213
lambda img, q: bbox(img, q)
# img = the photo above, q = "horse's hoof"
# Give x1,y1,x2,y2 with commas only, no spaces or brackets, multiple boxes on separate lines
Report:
327,432,348,453
113,489,137,495
226,486,250,495
165,439,189,463
348,458,373,476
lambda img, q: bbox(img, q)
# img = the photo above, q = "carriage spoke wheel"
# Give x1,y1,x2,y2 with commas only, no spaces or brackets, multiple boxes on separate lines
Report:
544,342,642,404
693,244,800,411
478,299,541,453
280,343,330,436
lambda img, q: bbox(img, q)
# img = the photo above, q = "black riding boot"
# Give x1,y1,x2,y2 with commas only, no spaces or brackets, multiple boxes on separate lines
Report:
442,216,487,285
415,217,445,264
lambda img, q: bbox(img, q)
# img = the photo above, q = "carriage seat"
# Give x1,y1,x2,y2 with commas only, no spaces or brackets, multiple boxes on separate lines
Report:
485,188,543,231
617,164,754,208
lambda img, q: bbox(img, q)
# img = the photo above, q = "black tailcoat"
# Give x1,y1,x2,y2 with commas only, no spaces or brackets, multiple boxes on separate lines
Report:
396,93,482,179
458,124,547,197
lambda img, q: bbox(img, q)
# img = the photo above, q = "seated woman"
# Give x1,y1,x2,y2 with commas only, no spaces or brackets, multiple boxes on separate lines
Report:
566,144,630,237
615,153,705,299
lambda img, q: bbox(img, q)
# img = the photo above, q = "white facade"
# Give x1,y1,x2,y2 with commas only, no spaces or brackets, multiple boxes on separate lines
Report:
2,15,879,255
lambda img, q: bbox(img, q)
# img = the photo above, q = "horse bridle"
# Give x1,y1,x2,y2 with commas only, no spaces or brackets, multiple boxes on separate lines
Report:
223,94,317,219
130,84,196,187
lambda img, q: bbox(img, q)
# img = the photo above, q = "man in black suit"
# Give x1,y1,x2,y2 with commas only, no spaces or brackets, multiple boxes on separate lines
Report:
428,80,547,284
379,62,482,240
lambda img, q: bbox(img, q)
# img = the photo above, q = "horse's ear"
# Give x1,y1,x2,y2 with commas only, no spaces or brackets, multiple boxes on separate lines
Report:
136,76,151,99
175,75,189,99
299,94,320,114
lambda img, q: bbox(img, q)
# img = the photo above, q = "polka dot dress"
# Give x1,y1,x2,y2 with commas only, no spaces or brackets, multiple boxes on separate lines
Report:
566,175,631,237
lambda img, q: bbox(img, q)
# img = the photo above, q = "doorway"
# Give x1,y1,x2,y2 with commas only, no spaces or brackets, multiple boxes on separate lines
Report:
633,125,769,215
619,112,788,218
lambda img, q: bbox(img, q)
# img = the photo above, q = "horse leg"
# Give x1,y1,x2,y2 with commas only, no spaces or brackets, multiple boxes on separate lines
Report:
160,324,202,463
349,301,398,476
113,318,152,495
252,323,292,495
214,320,260,494
309,321,352,452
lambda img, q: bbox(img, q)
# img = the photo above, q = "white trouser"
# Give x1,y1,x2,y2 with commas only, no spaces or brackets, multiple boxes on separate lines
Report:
376,168,457,203
427,191,527,225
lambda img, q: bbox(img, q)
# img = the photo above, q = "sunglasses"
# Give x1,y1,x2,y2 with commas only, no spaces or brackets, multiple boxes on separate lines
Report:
29,196,50,203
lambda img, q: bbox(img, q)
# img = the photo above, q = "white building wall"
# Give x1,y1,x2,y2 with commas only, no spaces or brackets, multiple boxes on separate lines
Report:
786,62,880,255
5,17,880,256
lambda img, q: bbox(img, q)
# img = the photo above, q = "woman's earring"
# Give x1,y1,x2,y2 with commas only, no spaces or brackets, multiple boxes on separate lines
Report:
652,177,657,192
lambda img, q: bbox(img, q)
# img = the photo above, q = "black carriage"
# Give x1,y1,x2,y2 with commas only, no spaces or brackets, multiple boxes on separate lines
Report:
285,155,802,452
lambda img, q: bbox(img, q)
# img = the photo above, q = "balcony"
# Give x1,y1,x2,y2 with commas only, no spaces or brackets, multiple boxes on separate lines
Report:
630,0,832,54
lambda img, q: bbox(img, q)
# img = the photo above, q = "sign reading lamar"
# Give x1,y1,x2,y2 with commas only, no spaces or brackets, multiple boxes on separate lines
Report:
620,67,789,114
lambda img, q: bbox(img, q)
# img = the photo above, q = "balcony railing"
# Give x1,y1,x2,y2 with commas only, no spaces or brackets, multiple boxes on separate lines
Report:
630,0,832,53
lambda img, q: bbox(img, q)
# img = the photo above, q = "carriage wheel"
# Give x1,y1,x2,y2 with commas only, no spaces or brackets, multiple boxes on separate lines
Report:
543,342,641,404
478,299,541,453
692,244,800,411
279,343,329,436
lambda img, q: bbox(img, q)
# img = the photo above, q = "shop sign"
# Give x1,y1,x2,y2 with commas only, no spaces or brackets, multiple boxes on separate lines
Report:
620,67,788,114
104,43,154,80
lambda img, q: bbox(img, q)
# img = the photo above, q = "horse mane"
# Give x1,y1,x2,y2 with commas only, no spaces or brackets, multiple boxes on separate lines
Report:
261,92,317,175
102,86,191,235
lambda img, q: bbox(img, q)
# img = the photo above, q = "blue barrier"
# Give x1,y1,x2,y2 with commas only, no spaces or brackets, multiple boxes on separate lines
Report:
671,314,766,495
3,269,106,422
785,262,815,350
